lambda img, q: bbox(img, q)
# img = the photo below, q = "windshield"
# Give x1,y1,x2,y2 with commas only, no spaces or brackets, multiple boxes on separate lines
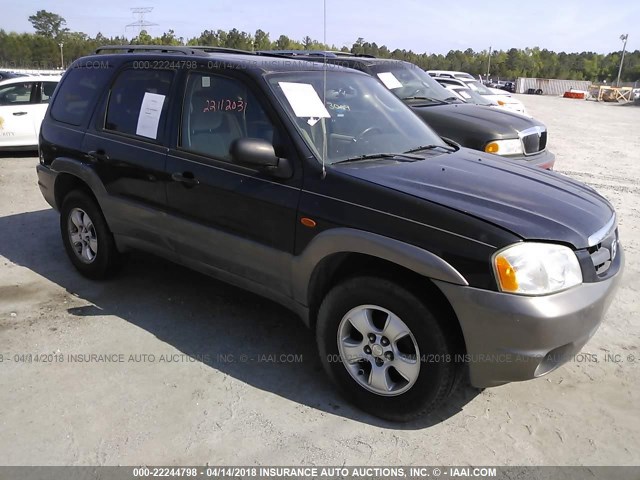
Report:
450,86,493,106
366,62,459,103
462,80,494,96
267,71,448,165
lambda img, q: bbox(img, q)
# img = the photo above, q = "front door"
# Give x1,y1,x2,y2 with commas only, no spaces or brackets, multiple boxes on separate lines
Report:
165,70,301,296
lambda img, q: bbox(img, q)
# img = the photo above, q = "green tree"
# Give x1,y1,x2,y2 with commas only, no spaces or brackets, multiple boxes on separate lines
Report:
28,10,69,39
254,29,272,51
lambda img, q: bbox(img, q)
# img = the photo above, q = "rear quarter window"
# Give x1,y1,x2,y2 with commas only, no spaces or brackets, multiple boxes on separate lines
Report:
50,65,113,126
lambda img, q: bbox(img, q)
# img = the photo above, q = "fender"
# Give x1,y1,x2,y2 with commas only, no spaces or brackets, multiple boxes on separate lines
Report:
51,157,110,206
292,227,468,305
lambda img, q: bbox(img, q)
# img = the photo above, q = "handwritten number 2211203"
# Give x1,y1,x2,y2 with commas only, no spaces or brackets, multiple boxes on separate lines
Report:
203,99,246,113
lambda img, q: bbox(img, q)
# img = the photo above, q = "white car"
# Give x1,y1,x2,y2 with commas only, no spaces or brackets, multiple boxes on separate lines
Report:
428,71,528,116
440,84,498,106
0,76,61,150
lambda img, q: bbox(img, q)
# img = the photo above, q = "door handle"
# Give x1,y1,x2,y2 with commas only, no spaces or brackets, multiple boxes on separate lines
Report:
87,150,110,162
171,172,199,187
13,111,28,116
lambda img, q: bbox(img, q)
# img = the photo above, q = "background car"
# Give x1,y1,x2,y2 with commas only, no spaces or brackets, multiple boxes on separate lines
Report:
426,70,477,81
0,70,24,82
0,75,60,150
428,71,528,116
439,83,497,106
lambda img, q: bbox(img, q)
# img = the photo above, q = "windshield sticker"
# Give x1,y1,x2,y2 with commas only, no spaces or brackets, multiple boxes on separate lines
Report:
202,76,211,88
278,82,330,119
376,72,403,90
136,92,165,139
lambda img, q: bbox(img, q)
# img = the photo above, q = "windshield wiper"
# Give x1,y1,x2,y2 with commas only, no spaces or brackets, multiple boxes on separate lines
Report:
401,96,446,104
404,144,456,154
443,96,463,103
332,152,423,165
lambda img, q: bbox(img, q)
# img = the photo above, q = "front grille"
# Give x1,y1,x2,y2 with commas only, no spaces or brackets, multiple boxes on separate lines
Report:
588,229,618,276
521,129,547,155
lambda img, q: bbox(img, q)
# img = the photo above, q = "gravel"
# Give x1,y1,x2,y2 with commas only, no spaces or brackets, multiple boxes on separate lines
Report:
0,94,638,466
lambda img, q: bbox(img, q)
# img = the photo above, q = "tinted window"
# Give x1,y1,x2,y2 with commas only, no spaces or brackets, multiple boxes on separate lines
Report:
41,82,58,103
180,72,279,162
51,66,112,126
0,82,34,106
105,69,173,140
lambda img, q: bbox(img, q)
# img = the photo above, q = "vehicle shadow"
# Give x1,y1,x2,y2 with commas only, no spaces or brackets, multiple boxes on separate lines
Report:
0,208,480,429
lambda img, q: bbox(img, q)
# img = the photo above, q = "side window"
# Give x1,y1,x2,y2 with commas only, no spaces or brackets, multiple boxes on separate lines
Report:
105,69,173,141
0,83,34,106
51,67,112,126
41,82,58,103
180,72,277,162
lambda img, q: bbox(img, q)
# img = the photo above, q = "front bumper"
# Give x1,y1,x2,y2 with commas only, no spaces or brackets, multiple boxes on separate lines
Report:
434,246,624,388
36,164,58,210
507,148,556,170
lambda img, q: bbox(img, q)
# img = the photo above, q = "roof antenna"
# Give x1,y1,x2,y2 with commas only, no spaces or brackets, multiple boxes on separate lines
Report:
321,0,328,179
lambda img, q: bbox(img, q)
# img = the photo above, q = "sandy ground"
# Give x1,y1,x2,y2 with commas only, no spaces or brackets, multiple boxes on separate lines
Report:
0,95,638,466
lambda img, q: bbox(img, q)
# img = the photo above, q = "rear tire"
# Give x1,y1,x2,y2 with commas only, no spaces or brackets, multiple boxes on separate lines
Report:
316,276,460,421
60,190,121,279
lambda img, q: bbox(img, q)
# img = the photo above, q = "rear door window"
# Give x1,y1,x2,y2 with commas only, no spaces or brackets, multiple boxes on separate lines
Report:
40,82,58,103
105,69,174,142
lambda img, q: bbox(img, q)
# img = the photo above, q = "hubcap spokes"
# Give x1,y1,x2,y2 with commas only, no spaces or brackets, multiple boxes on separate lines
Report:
337,305,420,396
68,208,98,264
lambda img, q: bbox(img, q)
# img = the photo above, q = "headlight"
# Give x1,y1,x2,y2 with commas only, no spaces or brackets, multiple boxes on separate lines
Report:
493,243,582,295
484,139,523,155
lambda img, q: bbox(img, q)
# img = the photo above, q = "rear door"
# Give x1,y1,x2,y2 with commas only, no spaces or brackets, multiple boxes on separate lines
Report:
82,66,177,252
0,80,38,147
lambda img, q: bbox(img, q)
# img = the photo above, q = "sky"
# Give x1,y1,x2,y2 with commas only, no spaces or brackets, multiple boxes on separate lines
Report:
3,0,639,54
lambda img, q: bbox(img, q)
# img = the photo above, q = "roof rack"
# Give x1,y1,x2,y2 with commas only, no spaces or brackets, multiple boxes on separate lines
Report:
263,50,339,58
189,46,256,55
94,45,208,55
94,45,263,56
262,50,377,59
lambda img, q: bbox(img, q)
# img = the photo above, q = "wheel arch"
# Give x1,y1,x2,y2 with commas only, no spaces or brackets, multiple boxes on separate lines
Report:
52,158,108,209
293,228,468,350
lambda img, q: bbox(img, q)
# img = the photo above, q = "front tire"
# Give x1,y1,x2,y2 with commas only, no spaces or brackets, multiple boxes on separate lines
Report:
316,276,460,421
60,190,121,279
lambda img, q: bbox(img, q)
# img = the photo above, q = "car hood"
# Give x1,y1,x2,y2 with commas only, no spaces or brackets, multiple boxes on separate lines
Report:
408,103,538,137
337,149,614,249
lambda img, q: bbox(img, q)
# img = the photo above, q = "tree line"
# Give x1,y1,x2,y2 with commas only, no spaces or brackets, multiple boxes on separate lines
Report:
1,10,638,83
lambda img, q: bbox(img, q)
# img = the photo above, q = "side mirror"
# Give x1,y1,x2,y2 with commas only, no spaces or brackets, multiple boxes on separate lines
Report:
230,138,292,179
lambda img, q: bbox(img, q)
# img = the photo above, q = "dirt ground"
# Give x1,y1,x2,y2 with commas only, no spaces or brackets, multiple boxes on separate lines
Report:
0,95,638,466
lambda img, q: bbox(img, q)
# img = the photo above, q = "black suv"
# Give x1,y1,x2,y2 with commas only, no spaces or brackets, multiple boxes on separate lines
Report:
270,52,555,169
37,46,623,421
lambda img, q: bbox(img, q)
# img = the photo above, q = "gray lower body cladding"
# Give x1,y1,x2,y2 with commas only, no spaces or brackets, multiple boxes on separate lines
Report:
434,247,624,388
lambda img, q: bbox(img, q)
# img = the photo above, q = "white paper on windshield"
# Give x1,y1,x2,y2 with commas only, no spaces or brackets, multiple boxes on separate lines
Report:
376,72,403,90
278,82,330,119
136,92,165,139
